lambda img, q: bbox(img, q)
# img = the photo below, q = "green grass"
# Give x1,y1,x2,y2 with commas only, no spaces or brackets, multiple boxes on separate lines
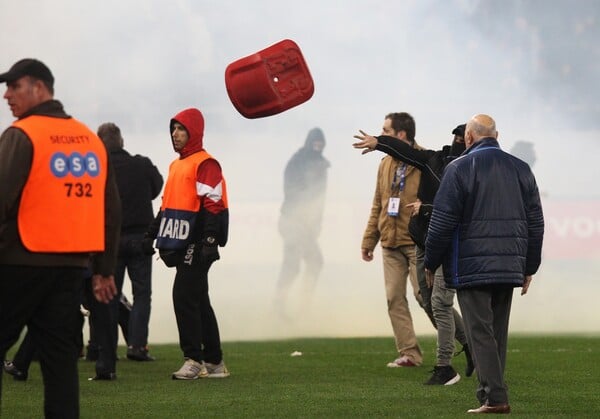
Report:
2,335,599,418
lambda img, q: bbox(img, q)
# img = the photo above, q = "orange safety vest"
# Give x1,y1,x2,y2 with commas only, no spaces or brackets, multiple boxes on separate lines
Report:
157,151,228,249
13,115,107,253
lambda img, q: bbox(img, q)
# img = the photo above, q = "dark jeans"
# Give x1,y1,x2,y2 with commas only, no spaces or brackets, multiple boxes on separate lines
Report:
84,276,118,376
172,243,222,364
0,265,83,419
115,232,153,348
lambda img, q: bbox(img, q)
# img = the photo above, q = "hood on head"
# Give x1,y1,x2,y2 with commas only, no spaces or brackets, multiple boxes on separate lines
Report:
452,124,466,138
449,123,466,157
170,108,204,157
304,127,325,147
303,127,326,156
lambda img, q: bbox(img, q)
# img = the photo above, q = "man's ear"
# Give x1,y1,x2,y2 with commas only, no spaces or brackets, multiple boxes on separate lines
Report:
32,79,50,99
396,130,406,141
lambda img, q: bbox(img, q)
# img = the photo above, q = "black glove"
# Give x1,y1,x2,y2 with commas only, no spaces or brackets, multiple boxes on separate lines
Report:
200,236,219,263
141,236,156,255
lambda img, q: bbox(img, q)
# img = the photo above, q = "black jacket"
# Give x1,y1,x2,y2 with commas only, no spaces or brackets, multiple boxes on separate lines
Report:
375,135,463,247
109,149,163,234
424,138,544,289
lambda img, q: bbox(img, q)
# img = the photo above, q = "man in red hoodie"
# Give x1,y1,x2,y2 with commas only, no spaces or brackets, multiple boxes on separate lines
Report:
145,108,230,379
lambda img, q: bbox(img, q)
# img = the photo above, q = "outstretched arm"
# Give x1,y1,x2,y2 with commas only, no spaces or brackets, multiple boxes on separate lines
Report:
353,130,434,172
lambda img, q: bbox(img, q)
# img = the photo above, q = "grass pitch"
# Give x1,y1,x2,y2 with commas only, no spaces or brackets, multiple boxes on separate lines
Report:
2,335,599,418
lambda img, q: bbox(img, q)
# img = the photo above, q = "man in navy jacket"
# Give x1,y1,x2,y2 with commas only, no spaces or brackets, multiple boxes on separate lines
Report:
424,114,544,414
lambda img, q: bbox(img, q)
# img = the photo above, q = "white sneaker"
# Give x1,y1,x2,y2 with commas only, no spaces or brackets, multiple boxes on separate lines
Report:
172,359,208,380
205,361,230,378
386,355,417,368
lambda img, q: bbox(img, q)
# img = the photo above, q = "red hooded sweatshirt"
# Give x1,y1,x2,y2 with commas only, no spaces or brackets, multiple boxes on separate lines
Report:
156,108,228,250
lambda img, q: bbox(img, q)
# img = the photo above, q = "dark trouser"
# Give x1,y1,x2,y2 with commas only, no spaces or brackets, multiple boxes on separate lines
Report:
276,217,323,300
0,265,83,419
172,243,222,364
114,233,153,348
84,275,117,376
415,246,436,327
85,294,129,358
457,285,513,406
12,329,36,373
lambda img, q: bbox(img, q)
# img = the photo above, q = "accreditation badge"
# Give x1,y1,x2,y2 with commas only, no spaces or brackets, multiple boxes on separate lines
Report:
387,197,400,217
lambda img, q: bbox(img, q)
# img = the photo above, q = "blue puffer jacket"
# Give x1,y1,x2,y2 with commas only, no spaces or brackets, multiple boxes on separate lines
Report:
424,138,544,289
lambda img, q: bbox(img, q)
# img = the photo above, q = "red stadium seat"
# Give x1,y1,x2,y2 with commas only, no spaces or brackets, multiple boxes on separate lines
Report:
225,39,314,118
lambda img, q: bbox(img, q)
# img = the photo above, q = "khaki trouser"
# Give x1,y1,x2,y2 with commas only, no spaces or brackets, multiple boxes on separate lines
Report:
381,245,423,365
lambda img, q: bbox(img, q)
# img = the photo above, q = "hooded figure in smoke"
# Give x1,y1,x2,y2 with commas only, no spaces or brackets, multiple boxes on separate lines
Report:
275,127,330,315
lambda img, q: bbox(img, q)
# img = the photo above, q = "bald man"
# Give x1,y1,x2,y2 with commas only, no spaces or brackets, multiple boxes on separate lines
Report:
424,114,544,414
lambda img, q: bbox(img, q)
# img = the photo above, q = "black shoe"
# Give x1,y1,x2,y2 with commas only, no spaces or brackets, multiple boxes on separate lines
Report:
3,361,28,381
88,372,117,381
463,345,475,377
126,346,155,362
424,365,460,385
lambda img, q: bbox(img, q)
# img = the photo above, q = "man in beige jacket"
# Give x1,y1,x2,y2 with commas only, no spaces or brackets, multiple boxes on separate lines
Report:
361,112,423,367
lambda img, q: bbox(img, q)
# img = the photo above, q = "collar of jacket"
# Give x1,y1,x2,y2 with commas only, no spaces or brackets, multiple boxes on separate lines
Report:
19,99,69,120
466,137,499,154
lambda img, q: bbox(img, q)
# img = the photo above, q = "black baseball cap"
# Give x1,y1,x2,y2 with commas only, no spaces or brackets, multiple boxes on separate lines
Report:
452,124,466,137
0,58,54,88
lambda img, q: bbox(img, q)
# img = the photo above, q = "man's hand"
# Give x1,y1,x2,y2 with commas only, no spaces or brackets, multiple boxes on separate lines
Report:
521,275,533,295
92,274,117,304
352,130,378,154
361,248,374,262
425,268,435,288
406,200,422,217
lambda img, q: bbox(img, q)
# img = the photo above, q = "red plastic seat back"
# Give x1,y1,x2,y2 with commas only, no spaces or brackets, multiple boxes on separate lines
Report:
225,39,314,119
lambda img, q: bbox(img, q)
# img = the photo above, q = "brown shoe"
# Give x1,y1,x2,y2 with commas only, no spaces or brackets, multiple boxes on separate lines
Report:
467,403,511,414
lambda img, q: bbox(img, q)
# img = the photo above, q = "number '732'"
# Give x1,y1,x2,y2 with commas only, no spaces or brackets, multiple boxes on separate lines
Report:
64,182,93,197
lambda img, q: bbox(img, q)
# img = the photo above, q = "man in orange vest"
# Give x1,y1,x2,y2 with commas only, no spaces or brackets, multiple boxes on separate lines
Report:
0,58,121,418
145,107,230,380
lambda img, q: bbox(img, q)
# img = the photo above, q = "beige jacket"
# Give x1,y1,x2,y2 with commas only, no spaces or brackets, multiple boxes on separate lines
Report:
362,145,422,250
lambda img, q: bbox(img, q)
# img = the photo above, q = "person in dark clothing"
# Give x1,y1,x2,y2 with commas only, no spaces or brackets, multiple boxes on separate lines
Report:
424,114,544,414
96,122,163,363
0,58,120,418
353,124,473,385
275,127,329,316
5,300,89,379
145,107,230,379
84,289,131,362
2,331,35,381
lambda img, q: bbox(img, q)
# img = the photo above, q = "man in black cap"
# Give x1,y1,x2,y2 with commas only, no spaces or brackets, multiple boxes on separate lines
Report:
0,58,121,418
353,123,473,386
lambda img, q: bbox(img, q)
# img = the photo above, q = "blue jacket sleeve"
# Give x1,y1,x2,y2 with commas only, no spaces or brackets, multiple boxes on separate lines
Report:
424,163,463,271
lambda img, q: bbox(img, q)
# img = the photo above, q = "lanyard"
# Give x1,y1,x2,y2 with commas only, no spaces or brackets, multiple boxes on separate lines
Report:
392,163,407,193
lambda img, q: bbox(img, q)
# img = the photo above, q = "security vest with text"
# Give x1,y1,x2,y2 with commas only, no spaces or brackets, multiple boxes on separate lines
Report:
157,151,228,250
13,115,107,253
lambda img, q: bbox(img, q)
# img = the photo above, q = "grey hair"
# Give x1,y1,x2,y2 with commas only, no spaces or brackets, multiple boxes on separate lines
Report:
97,122,124,151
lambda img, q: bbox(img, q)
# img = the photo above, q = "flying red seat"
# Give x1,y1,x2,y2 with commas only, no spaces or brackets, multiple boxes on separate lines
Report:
225,39,314,118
